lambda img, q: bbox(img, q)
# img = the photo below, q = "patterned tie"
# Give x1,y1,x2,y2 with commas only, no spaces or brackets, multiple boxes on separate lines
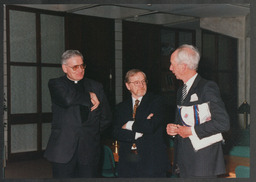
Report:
181,84,187,103
131,99,140,154
133,99,140,120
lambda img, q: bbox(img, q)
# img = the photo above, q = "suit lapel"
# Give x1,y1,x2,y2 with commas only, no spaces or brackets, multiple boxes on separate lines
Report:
136,93,149,112
130,93,149,122
82,78,92,92
125,97,133,121
183,75,201,104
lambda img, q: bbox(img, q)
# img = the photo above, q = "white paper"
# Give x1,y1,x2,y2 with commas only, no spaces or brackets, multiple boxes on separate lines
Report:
178,102,223,151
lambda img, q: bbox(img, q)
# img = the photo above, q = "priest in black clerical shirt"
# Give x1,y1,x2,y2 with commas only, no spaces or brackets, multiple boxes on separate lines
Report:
44,50,112,178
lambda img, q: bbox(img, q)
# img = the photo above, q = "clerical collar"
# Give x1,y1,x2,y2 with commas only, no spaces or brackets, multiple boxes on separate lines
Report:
66,76,79,84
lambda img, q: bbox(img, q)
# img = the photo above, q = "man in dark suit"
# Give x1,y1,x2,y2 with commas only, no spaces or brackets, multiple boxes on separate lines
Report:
44,50,112,178
166,44,230,178
113,69,169,178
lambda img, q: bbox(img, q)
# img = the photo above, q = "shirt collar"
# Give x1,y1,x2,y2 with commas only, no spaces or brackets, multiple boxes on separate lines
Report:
66,75,79,84
132,96,142,107
184,73,198,94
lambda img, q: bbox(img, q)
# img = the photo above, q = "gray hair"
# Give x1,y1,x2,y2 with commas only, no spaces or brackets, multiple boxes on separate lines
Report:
124,69,147,83
61,50,84,65
175,44,200,70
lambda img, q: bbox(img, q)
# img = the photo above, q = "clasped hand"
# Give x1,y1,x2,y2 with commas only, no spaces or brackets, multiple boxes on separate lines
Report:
89,92,100,111
122,113,154,129
166,123,192,138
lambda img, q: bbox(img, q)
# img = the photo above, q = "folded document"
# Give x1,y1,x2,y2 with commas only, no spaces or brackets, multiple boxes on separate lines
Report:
178,102,223,151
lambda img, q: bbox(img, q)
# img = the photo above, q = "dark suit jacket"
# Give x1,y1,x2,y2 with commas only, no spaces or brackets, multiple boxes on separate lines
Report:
113,92,169,177
173,75,230,177
44,76,112,166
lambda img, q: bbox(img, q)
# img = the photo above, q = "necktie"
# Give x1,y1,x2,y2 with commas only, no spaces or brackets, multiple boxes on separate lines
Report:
131,99,140,154
133,99,140,120
181,84,187,103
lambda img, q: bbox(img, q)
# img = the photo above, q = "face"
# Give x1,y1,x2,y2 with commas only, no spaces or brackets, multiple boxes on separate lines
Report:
62,56,85,81
125,72,147,99
169,51,184,80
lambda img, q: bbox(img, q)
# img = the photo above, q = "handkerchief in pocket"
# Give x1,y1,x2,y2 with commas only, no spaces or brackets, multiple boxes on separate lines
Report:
190,93,198,102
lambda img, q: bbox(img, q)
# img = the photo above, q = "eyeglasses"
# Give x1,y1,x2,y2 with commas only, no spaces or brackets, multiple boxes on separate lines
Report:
129,80,148,86
65,64,86,71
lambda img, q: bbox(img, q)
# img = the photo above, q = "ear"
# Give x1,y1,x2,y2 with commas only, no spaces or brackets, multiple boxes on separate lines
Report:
181,63,187,72
62,64,67,73
125,82,131,91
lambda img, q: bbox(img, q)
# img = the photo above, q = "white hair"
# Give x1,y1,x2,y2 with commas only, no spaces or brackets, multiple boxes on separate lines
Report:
175,44,200,70
61,50,84,65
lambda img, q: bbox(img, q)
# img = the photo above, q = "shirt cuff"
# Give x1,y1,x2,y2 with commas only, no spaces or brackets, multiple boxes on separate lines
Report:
125,121,134,131
191,126,197,137
135,132,143,140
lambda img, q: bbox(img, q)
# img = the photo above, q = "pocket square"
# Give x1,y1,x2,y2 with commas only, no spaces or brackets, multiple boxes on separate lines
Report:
190,93,198,102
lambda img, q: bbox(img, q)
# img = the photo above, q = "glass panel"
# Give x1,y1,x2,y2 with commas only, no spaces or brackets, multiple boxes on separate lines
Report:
218,35,237,71
11,124,37,153
41,67,64,112
218,36,230,70
218,72,232,96
11,66,37,114
41,14,65,64
178,31,193,46
201,33,216,80
9,10,36,63
42,123,51,150
161,29,175,56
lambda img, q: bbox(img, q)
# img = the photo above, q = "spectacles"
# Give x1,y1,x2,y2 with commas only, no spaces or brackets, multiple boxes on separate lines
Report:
65,64,86,71
129,80,148,86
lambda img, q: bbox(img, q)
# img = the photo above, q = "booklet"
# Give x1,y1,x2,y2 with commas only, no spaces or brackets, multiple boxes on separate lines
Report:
178,102,223,151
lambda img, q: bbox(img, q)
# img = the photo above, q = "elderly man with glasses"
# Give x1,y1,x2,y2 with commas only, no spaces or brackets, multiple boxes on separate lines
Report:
44,50,112,178
113,69,169,178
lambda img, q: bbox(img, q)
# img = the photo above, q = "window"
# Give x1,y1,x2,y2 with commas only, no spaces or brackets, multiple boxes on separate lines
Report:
7,5,64,159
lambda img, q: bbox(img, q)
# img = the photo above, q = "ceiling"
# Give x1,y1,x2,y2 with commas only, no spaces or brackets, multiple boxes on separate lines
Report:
17,4,250,26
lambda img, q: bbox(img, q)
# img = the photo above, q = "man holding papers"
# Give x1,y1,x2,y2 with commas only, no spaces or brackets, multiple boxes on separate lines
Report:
166,44,230,178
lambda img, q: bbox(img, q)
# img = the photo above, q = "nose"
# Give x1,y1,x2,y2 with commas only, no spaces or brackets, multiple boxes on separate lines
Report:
137,83,144,87
169,64,173,71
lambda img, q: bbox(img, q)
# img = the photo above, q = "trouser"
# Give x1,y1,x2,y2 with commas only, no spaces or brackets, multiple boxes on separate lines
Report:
51,145,98,178
118,152,167,178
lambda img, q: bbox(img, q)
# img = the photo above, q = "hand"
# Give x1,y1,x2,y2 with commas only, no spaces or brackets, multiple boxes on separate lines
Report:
89,92,100,111
176,125,192,138
147,113,154,119
122,123,127,129
166,123,179,136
